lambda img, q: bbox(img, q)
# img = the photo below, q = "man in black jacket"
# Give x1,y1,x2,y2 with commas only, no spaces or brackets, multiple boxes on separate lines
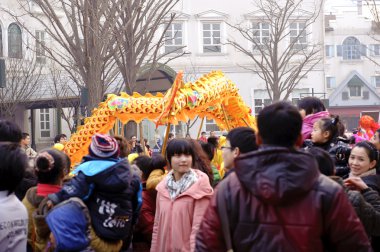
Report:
196,102,371,251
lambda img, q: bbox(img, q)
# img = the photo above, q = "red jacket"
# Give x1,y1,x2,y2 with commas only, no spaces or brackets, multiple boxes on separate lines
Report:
134,187,157,242
196,146,371,251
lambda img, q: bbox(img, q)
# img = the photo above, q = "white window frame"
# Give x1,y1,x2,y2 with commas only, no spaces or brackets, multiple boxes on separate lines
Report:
349,85,362,97
252,22,270,51
253,98,271,116
326,76,336,89
370,44,380,56
371,76,380,88
325,45,335,57
252,89,272,116
342,37,361,60
202,22,222,53
35,30,46,64
39,108,52,138
196,11,228,55
164,22,185,54
289,21,307,51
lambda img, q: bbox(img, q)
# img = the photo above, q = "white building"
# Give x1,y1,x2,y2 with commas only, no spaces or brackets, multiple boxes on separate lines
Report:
153,0,326,138
0,1,79,150
0,0,326,148
325,0,380,130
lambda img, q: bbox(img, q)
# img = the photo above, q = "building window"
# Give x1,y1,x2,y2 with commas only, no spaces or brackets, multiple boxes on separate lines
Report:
325,45,334,57
36,30,46,64
205,118,219,132
202,23,221,53
372,76,380,88
342,37,361,60
252,22,269,50
254,98,271,115
289,22,307,50
326,77,336,89
8,23,22,59
291,98,300,106
0,27,2,57
370,44,380,56
349,85,362,97
40,108,51,138
164,23,184,54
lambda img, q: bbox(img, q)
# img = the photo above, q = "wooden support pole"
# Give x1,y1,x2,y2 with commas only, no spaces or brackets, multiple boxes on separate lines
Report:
241,117,250,128
197,117,205,139
221,105,231,131
113,119,118,136
121,124,125,138
161,122,171,156
139,122,145,152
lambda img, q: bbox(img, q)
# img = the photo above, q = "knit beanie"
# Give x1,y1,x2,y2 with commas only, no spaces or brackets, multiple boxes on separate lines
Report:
89,133,119,159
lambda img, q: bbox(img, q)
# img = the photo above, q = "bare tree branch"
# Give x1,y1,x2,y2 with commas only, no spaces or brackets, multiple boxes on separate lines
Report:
0,57,43,120
228,0,323,101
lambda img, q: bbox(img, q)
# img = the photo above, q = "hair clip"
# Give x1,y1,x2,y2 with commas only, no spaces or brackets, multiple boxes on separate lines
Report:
35,152,55,172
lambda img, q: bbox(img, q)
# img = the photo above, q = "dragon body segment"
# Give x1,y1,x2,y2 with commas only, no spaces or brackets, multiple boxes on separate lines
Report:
64,71,256,166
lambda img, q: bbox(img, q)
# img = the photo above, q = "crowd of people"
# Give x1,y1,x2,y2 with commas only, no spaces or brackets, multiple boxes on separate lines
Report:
1,97,380,251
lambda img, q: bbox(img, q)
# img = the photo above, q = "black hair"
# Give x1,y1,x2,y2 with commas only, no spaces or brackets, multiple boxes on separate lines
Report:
376,129,380,142
227,127,258,154
0,120,23,143
207,136,219,149
188,139,213,186
297,97,326,116
134,154,167,181
152,154,167,171
257,101,302,147
0,143,28,194
200,141,215,161
133,155,153,181
54,134,67,143
35,148,68,184
165,139,195,167
306,147,335,176
114,135,131,158
353,141,380,168
317,115,342,143
168,133,174,139
22,132,30,140
201,131,206,135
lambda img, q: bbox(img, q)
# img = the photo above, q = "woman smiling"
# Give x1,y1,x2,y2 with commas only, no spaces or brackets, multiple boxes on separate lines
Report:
348,141,378,178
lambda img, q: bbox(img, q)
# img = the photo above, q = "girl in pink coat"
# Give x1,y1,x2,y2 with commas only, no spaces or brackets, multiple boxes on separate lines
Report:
298,97,330,141
151,139,213,252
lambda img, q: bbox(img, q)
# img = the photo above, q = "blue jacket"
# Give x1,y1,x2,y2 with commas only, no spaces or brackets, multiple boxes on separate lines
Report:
49,156,142,241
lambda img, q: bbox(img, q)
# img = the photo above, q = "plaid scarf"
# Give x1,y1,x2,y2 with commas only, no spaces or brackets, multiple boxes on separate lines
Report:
166,169,198,200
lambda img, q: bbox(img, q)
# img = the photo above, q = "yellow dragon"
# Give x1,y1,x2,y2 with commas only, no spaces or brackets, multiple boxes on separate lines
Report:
64,71,256,165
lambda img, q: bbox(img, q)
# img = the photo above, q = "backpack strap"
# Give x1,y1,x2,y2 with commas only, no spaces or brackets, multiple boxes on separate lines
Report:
217,181,234,252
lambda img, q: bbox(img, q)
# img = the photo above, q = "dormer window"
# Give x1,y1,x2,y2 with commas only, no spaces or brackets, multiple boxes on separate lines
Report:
347,75,364,97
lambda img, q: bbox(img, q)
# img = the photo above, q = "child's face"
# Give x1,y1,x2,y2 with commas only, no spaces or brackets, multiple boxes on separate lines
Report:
311,121,328,144
171,153,192,175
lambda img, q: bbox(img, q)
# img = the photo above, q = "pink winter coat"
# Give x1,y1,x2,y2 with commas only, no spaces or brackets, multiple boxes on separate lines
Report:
302,111,330,141
150,169,213,252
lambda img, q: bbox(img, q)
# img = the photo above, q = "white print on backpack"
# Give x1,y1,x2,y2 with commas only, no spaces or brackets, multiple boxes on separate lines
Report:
96,198,129,228
97,199,117,215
